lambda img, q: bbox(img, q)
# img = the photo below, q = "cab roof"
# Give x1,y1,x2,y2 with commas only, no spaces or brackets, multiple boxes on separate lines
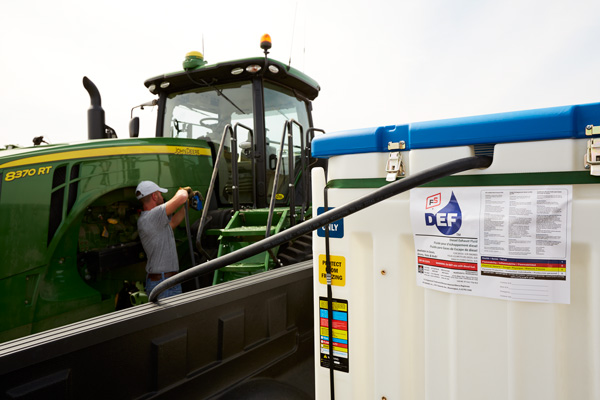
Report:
144,57,320,101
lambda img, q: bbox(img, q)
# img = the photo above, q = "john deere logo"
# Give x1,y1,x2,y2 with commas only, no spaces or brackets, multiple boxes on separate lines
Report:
424,192,462,235
174,147,201,155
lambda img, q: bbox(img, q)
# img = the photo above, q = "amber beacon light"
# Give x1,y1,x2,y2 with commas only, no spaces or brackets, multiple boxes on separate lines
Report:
260,34,272,53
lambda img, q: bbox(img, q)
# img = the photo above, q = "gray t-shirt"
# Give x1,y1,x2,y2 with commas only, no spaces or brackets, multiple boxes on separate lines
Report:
138,204,179,273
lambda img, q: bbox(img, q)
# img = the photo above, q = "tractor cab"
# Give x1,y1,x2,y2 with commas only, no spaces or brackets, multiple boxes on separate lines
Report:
143,38,320,211
142,36,322,282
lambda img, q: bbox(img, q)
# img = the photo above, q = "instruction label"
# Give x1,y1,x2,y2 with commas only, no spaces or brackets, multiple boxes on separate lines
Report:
410,186,571,304
318,255,346,286
319,297,349,372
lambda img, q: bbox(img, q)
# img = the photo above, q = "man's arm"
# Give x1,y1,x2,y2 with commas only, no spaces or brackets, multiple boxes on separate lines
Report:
165,189,189,229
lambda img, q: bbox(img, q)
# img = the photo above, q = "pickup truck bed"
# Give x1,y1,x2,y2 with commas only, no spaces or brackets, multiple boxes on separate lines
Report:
0,261,314,400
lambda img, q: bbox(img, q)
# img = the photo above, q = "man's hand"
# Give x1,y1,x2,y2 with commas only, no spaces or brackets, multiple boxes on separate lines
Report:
181,186,192,196
181,187,202,201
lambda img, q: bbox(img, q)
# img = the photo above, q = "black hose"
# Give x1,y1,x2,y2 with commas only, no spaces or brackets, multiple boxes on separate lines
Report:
149,155,492,302
323,186,335,400
184,200,201,289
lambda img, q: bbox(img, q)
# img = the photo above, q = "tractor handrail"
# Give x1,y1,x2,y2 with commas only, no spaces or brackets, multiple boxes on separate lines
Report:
151,155,493,302
265,120,291,238
232,123,253,212
305,128,325,219
196,124,232,253
265,119,304,238
287,119,304,227
230,125,239,212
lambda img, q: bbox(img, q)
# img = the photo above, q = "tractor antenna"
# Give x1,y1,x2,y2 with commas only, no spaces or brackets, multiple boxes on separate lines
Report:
303,8,306,71
202,33,205,57
288,1,298,68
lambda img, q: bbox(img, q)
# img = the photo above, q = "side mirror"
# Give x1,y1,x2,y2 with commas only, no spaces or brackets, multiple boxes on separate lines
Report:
269,154,277,170
129,117,140,138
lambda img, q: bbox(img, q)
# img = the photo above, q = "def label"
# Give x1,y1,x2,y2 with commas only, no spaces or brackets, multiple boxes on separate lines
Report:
424,191,463,235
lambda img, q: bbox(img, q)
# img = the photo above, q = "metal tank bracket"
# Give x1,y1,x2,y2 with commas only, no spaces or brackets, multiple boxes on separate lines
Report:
585,124,600,136
585,138,600,176
584,125,600,176
386,141,405,181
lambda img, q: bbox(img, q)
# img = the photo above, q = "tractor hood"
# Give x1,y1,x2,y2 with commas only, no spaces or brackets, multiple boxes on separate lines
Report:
0,138,211,171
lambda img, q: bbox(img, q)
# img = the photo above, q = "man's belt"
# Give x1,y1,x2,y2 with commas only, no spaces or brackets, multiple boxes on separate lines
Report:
147,271,178,281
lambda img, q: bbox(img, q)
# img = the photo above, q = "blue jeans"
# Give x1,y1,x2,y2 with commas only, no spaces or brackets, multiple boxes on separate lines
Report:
146,273,182,300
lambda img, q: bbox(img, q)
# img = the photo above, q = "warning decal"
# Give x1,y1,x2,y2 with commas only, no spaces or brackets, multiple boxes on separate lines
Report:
480,257,566,280
319,297,349,373
318,255,346,286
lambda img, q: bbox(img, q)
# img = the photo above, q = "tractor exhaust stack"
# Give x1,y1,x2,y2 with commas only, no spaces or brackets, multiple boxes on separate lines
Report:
83,76,106,140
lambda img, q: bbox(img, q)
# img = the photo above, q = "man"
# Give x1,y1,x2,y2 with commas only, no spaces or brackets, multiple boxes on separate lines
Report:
136,180,189,299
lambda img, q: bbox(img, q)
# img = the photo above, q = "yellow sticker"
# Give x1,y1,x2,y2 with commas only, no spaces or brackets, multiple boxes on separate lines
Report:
275,193,284,200
318,254,346,286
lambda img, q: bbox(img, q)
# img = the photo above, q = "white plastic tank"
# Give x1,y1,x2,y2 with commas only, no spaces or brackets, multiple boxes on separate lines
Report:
311,103,600,399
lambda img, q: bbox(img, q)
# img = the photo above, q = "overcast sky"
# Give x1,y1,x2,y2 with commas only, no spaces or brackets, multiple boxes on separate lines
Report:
1,0,599,147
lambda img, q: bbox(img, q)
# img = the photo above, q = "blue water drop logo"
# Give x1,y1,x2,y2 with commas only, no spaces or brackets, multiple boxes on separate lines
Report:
424,192,462,235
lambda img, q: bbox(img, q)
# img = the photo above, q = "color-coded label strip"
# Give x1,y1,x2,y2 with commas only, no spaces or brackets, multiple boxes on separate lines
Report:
319,297,349,372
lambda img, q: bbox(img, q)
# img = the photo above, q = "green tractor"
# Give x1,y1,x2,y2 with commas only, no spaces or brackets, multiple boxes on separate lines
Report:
0,35,322,343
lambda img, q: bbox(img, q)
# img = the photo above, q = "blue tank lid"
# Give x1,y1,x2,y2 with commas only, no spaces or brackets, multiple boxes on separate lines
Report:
311,102,600,158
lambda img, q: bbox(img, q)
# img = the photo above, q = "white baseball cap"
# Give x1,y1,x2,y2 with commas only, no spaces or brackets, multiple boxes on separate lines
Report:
135,180,168,199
